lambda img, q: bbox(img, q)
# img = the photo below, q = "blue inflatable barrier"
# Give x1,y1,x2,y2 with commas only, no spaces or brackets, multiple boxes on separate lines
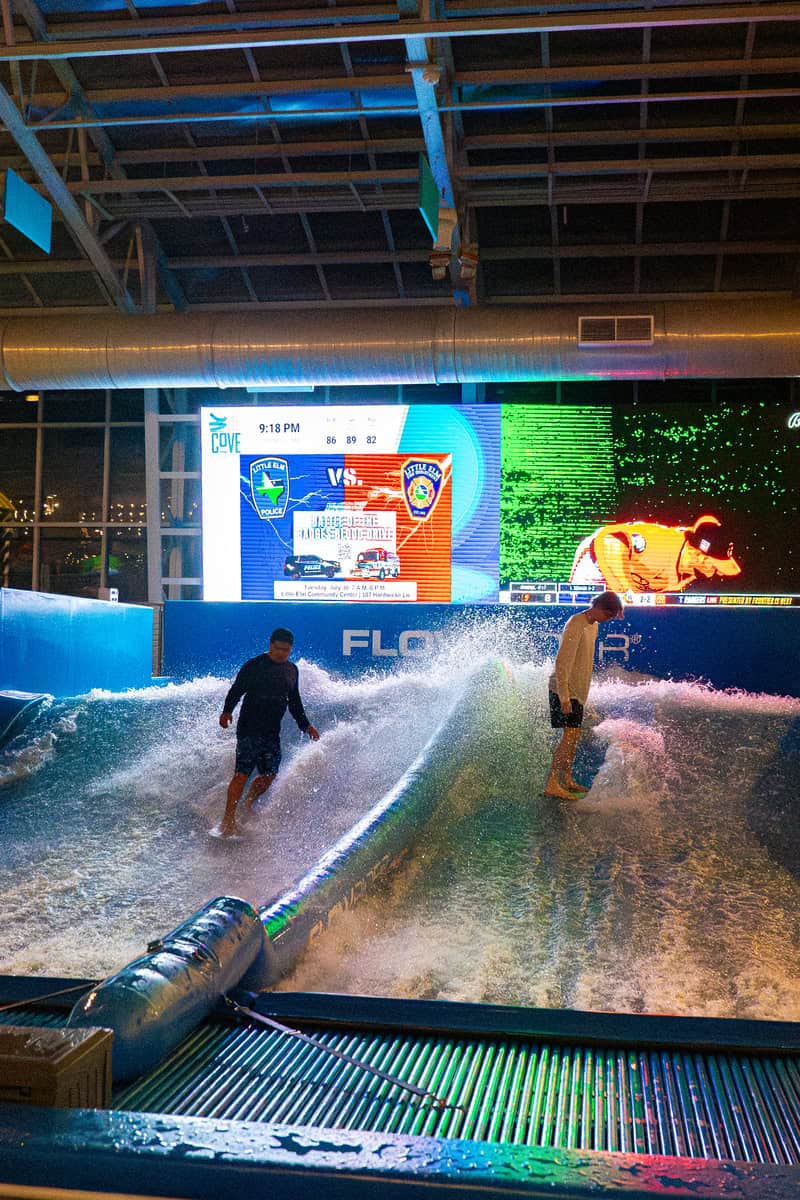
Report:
68,896,274,1082
0,691,47,750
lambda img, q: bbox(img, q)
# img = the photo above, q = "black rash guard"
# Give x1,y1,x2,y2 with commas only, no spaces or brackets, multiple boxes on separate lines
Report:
222,654,310,740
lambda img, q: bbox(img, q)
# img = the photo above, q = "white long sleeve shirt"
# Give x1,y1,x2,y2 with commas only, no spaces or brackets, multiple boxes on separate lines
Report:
548,612,598,706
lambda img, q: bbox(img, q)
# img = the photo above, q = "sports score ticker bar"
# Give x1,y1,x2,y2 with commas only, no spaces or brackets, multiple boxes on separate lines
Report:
508,584,800,608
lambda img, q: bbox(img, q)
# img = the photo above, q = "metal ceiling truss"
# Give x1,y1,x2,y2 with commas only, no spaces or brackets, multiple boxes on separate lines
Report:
0,0,796,315
1,5,798,63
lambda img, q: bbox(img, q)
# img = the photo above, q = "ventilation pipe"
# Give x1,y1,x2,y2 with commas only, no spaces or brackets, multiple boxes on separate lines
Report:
0,299,798,390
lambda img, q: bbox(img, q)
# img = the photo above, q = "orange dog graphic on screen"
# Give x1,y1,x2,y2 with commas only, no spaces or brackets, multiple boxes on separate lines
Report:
570,514,742,593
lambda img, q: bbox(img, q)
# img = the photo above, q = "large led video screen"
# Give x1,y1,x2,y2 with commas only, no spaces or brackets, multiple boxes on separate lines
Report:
201,399,800,605
201,404,500,603
500,398,800,607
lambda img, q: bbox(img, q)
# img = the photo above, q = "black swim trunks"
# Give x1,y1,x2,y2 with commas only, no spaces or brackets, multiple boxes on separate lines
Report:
235,735,282,777
548,691,584,729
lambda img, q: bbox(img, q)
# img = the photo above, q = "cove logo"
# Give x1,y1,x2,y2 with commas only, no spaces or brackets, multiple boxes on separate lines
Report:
208,412,241,454
343,628,438,657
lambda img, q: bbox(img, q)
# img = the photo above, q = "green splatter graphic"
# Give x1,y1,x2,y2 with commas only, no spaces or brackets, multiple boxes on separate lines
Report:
500,405,617,583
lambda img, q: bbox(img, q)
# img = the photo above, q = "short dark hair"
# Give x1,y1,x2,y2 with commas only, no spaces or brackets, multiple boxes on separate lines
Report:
270,627,294,645
594,590,623,616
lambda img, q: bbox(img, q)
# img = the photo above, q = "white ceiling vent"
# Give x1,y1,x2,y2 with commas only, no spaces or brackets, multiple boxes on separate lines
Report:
578,315,654,346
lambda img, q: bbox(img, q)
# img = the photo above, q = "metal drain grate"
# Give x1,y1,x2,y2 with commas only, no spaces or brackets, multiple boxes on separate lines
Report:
114,1021,800,1164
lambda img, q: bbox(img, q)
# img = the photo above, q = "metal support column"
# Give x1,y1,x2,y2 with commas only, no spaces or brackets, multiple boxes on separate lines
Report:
144,388,162,604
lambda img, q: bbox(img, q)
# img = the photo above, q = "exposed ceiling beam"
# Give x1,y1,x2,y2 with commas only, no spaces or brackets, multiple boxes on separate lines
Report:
14,0,186,313
463,124,800,150
63,168,421,194
26,84,800,131
3,119,796,174
63,173,800,220
404,46,455,216
461,153,800,178
0,82,136,312
44,153,800,198
465,178,800,205
0,241,794,275
54,5,401,39
0,288,794,319
27,105,416,131
27,73,414,108
114,136,426,164
2,122,786,172
0,4,797,64
26,55,800,116
454,55,800,86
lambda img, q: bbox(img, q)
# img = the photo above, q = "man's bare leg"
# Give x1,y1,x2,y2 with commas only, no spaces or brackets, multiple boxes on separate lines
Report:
220,771,248,836
243,773,275,812
544,727,581,798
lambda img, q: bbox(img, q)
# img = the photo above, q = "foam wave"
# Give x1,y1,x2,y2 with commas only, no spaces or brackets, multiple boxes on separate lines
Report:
0,730,59,786
85,675,227,703
592,673,800,715
2,633,798,1017
574,717,672,811
279,668,800,1023
0,652,474,979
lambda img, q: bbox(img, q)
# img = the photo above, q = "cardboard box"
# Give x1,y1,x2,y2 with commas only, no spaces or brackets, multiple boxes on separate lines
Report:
0,1024,112,1108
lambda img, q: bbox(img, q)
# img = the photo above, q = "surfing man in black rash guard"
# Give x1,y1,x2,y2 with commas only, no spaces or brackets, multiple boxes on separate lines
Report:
217,627,320,837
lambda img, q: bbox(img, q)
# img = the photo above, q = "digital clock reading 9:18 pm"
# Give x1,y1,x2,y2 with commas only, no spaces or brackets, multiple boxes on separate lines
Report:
258,421,301,434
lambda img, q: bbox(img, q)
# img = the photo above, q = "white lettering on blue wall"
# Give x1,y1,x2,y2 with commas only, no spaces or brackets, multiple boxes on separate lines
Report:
342,628,436,657
598,633,630,664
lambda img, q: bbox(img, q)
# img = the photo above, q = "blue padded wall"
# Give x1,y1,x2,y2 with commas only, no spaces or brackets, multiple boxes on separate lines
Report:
163,600,800,698
0,588,153,696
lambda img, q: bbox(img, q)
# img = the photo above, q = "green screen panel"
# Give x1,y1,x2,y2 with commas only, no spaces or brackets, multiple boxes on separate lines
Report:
500,404,617,585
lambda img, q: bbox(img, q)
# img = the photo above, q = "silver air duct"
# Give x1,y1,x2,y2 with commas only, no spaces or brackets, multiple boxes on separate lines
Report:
0,299,798,390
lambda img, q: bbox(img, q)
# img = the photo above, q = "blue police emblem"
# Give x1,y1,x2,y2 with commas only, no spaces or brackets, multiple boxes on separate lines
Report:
250,457,289,519
402,458,444,521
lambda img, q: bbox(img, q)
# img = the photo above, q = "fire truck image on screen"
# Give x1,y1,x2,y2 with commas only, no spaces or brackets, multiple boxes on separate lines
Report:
238,452,452,602
353,547,402,580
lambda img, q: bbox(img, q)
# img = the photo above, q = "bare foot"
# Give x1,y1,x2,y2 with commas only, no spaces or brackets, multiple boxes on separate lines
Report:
543,781,580,800
566,779,589,794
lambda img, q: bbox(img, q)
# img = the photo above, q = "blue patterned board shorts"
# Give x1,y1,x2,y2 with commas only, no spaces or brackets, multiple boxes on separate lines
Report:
234,735,282,777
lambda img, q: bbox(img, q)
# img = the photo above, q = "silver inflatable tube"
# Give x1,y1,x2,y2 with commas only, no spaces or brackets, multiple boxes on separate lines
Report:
68,895,273,1082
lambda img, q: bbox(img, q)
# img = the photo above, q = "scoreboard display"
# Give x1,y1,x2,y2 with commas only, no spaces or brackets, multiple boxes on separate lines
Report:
201,404,499,603
201,399,800,605
509,584,800,608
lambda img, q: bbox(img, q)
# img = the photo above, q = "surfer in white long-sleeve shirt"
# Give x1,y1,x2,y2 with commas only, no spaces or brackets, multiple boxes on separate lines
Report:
544,590,624,800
